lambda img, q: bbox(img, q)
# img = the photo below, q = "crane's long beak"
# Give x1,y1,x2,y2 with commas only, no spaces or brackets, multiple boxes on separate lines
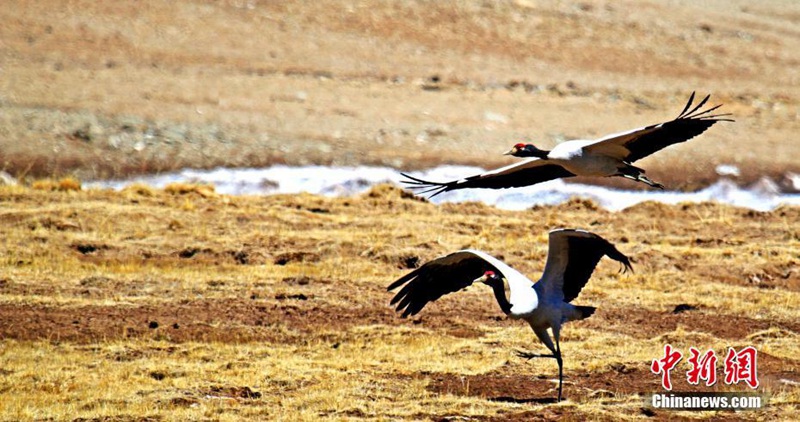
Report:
474,274,490,284
503,147,518,156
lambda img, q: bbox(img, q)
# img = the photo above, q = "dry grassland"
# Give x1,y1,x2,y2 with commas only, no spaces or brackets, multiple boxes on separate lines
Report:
0,184,798,421
2,1,800,420
1,0,799,190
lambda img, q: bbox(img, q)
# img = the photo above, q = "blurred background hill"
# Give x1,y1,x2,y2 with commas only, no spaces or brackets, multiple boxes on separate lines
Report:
2,0,799,190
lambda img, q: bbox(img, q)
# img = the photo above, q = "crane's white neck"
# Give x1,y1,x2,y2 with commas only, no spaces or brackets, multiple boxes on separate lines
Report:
461,249,540,316
505,273,538,316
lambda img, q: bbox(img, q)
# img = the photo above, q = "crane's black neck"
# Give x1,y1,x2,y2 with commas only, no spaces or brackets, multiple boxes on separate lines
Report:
487,280,512,315
517,145,550,160
531,149,550,160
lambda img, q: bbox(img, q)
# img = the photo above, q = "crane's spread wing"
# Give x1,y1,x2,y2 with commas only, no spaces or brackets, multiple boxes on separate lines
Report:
387,249,519,317
538,229,633,303
401,159,575,198
585,92,733,163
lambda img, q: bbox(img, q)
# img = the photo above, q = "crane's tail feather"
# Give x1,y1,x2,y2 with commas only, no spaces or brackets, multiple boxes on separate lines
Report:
575,305,596,320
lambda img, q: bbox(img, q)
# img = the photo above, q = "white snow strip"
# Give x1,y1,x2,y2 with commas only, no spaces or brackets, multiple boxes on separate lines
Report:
86,165,800,212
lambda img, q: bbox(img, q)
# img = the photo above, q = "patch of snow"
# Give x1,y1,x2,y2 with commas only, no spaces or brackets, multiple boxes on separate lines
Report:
715,164,740,177
0,171,18,186
86,165,800,212
785,172,800,192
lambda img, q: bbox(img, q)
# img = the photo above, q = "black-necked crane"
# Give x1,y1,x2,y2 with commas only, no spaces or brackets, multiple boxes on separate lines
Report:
387,229,633,402
401,92,732,197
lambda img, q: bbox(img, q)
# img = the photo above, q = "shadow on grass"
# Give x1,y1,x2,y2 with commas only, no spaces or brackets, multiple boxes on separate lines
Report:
489,396,559,404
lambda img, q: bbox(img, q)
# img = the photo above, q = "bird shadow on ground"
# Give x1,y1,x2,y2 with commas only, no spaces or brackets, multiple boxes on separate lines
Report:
489,396,560,404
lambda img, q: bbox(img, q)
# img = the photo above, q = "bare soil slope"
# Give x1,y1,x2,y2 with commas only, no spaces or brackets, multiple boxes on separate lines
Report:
2,1,799,189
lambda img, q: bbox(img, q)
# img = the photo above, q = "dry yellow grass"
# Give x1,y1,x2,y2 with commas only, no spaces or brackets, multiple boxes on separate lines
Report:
30,177,82,192
0,184,798,421
163,182,216,198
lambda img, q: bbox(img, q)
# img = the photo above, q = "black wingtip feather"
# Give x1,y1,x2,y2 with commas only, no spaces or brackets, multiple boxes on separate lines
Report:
700,112,735,122
398,172,452,198
682,93,711,119
687,103,722,118
677,94,732,122
677,91,696,118
387,270,416,292
678,94,711,119
399,173,432,186
427,187,448,198
623,93,732,163
395,294,413,313
400,172,442,185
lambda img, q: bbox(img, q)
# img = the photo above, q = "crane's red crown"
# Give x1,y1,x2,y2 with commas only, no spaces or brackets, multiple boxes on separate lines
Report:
513,143,526,149
484,270,496,278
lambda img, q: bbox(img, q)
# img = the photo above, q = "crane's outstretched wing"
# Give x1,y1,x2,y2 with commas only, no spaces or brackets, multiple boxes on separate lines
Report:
401,160,575,198
585,92,733,163
538,229,633,303
387,249,522,317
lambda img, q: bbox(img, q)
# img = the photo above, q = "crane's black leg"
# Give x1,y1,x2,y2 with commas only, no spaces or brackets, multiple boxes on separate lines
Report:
555,336,564,402
524,327,563,402
636,174,664,190
521,328,558,360
616,165,665,189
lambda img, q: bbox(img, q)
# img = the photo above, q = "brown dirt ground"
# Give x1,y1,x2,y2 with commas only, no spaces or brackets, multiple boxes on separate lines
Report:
2,0,800,191
4,296,797,346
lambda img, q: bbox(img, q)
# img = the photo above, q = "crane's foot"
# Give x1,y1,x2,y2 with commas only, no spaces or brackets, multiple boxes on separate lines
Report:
617,167,665,189
639,175,665,189
515,349,556,360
